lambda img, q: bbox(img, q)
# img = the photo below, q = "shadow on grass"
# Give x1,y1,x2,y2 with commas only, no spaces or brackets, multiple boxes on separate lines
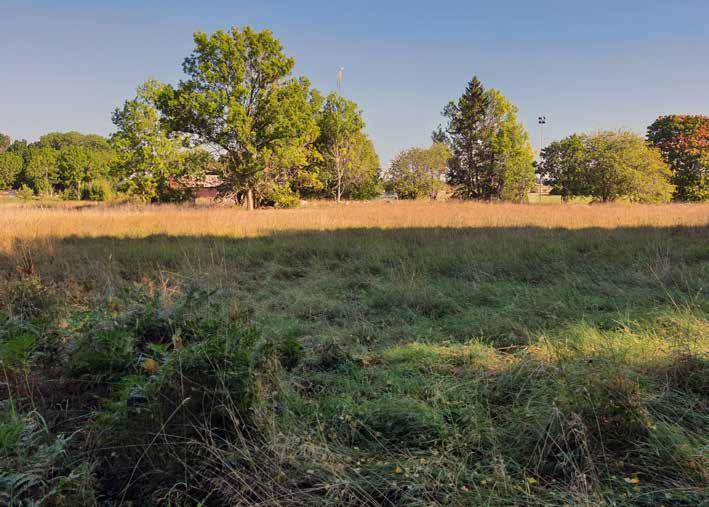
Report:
1,225,706,347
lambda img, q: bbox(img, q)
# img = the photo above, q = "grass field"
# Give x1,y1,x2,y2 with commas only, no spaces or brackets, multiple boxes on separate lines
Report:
1,201,708,505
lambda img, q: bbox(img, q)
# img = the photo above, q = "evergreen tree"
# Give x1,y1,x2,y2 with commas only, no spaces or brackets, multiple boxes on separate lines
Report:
439,76,534,200
441,76,492,199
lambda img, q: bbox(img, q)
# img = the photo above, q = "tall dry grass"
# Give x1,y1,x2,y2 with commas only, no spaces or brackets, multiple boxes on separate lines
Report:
1,201,707,251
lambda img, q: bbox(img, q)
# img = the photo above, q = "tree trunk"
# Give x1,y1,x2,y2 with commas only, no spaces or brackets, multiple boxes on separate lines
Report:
246,187,255,211
336,156,342,203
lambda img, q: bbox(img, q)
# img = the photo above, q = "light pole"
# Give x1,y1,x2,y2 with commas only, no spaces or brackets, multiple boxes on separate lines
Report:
537,116,546,203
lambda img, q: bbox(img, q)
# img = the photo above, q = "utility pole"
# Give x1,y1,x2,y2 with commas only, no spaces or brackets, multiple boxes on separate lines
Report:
537,116,546,203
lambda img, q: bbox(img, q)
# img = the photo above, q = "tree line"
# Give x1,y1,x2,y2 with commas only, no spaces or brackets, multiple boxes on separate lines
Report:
0,26,706,205
389,76,707,203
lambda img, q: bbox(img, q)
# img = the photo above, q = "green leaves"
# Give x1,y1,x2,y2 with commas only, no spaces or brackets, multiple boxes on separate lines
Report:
160,26,315,207
111,79,204,202
440,76,534,201
387,142,451,200
0,152,23,190
540,131,674,203
647,115,708,202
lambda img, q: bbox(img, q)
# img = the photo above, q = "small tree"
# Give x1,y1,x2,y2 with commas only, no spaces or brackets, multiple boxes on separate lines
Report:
387,143,451,199
647,115,708,201
317,93,367,202
337,132,381,199
159,26,318,210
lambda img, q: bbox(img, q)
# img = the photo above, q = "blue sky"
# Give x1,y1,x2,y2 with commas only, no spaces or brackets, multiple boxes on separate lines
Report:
2,0,708,165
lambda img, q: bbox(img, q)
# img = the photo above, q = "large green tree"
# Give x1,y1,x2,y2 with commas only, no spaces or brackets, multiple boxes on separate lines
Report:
158,26,318,210
437,77,534,200
539,131,673,203
647,115,708,201
386,142,451,199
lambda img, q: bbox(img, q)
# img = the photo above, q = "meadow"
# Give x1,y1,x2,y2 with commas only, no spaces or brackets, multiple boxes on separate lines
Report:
1,200,707,505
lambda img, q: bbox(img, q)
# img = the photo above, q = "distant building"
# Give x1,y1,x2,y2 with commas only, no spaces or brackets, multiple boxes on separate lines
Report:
170,174,222,203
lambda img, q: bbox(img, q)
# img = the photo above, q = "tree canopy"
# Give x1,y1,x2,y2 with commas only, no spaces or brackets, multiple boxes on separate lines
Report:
158,26,320,209
647,115,708,201
539,131,673,203
386,143,451,199
315,93,378,201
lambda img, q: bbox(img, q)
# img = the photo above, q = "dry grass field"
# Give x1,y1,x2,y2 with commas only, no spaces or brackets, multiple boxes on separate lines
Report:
1,201,708,505
1,201,707,245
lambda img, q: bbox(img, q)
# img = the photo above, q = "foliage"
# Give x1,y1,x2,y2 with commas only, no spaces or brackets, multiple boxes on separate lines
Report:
386,142,451,199
336,131,381,199
486,89,536,202
538,134,589,200
540,131,674,202
438,77,534,200
159,26,319,209
0,409,95,505
84,177,115,201
57,144,115,199
0,132,119,199
647,115,708,201
16,184,34,200
111,80,198,202
0,152,23,190
22,145,59,194
315,93,371,201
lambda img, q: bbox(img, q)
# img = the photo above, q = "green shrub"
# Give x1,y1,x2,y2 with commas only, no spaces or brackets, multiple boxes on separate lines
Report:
83,178,114,201
278,335,303,370
0,333,36,368
16,184,34,201
68,327,136,377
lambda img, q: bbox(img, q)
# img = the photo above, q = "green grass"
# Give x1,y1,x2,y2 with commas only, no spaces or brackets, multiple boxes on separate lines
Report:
1,224,707,505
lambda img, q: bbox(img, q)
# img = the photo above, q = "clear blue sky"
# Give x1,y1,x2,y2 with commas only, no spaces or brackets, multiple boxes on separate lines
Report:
2,0,708,165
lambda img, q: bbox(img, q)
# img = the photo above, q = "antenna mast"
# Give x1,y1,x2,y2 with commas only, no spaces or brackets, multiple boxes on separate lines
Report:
336,67,344,94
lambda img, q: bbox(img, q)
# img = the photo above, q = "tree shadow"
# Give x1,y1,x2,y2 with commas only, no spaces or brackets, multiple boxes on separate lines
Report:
1,225,707,346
